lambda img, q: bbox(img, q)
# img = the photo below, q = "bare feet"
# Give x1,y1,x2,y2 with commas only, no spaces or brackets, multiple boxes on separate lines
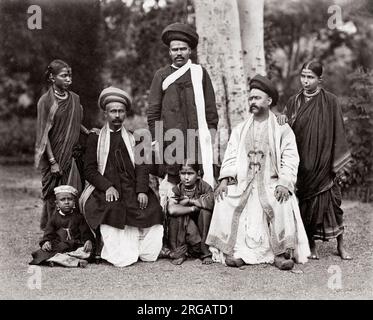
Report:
308,239,319,260
202,256,213,265
337,234,352,260
337,246,353,260
171,256,187,265
225,256,245,268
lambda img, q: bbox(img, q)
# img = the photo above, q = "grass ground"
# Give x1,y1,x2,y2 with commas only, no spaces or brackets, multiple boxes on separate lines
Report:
0,164,372,300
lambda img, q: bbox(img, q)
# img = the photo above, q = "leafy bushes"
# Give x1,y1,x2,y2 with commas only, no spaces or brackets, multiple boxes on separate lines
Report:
340,69,373,201
0,117,36,158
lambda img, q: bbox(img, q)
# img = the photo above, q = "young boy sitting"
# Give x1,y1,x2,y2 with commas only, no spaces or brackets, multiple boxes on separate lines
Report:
166,160,215,265
29,185,94,268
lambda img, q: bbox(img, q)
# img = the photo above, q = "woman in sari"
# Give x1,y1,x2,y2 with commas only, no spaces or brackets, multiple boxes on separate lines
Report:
35,59,92,230
282,61,353,260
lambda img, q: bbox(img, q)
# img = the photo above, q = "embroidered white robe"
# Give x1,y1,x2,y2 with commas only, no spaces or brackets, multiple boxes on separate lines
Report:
206,112,310,264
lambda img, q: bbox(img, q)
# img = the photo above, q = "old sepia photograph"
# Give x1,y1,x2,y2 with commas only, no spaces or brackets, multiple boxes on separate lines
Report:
0,0,372,304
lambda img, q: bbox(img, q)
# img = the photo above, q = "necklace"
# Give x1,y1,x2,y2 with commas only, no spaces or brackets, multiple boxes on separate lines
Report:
54,88,68,100
303,87,320,98
184,186,196,195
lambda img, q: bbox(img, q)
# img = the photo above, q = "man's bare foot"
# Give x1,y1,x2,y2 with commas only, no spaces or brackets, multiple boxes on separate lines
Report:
337,246,353,260
202,256,213,265
225,256,245,268
171,256,186,265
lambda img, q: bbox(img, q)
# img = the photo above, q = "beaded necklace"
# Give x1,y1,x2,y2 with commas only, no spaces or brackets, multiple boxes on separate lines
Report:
53,87,68,100
303,87,320,102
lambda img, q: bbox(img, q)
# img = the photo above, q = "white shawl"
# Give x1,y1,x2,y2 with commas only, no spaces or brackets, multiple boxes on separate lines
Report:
162,59,215,188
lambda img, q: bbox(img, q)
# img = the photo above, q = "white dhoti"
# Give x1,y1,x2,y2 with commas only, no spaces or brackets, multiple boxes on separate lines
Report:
233,182,274,264
100,224,164,267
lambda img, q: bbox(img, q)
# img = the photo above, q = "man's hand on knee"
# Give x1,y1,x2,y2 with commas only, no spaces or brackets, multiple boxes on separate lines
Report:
214,178,228,201
106,186,119,202
274,185,290,203
137,192,148,209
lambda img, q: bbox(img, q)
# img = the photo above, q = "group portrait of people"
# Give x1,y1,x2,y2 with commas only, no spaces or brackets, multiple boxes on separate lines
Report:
29,22,353,271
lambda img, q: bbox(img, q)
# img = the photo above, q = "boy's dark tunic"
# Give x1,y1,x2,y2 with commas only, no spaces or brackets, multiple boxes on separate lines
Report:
30,209,93,265
285,89,352,240
167,179,214,259
83,131,163,231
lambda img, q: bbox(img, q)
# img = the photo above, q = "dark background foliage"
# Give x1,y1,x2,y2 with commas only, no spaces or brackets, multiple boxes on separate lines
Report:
0,0,371,200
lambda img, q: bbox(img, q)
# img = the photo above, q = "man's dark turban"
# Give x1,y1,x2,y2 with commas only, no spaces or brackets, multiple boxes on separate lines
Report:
161,23,199,50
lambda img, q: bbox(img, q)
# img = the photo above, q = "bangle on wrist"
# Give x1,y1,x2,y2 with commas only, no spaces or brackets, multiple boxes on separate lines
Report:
49,157,57,165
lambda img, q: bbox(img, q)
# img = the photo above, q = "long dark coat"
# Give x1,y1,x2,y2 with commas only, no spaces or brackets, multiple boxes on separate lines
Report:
83,131,163,231
147,65,218,183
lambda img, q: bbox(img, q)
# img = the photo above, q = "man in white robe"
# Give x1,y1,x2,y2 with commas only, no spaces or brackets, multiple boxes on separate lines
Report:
206,75,310,270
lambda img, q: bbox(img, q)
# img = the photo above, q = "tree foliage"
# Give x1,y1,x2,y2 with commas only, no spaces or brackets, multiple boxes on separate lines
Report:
0,0,371,199
0,0,104,125
101,0,191,117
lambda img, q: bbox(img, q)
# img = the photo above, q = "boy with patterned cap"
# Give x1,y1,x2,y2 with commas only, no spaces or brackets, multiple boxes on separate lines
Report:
79,87,163,267
147,22,219,208
29,185,93,267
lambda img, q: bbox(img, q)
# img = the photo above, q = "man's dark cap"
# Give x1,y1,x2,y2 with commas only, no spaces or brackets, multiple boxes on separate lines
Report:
249,74,279,106
161,23,199,49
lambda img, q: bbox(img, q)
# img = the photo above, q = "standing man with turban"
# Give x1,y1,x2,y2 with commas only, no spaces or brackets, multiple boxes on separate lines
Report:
79,87,163,267
147,22,219,210
206,75,310,270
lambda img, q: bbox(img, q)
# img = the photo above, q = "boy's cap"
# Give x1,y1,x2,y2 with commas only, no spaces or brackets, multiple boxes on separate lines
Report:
54,185,78,197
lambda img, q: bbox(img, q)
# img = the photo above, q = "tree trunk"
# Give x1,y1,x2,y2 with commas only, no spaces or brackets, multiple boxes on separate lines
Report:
194,0,250,162
237,0,266,79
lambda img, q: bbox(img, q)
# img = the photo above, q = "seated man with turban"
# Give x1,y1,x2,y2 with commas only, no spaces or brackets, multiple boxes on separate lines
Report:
206,75,311,270
79,87,163,267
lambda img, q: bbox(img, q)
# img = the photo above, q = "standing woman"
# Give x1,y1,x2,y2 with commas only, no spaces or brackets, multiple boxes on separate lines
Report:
284,61,353,260
35,59,91,230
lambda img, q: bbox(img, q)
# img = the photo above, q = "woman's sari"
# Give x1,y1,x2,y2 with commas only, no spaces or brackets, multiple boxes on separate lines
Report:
35,87,83,229
285,88,352,240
